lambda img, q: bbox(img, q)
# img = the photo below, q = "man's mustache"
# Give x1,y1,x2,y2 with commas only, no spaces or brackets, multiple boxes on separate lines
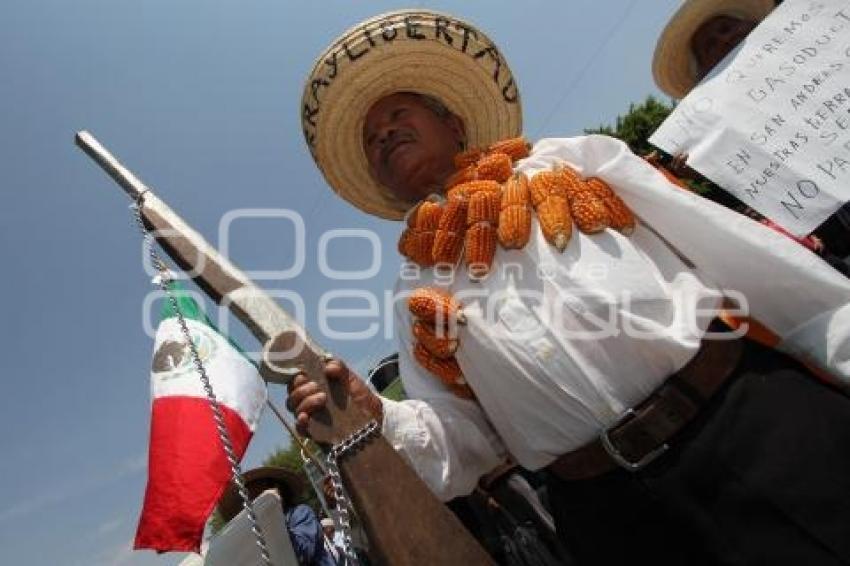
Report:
381,131,417,166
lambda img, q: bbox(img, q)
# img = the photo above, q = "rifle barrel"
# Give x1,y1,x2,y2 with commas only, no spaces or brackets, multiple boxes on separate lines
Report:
75,131,150,201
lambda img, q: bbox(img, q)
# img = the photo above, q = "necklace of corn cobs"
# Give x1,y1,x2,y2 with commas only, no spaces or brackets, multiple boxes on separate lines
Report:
401,136,637,398
406,287,474,399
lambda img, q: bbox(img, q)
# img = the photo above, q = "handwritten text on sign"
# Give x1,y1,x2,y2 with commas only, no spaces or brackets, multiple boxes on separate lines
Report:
650,0,850,236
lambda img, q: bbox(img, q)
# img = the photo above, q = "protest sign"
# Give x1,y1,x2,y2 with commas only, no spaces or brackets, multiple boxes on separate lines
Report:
650,0,850,236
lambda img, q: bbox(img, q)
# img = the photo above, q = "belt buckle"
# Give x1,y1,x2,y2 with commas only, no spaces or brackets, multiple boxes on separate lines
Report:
600,409,669,472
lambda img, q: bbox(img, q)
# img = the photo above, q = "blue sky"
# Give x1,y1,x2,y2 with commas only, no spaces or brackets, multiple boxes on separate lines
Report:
0,0,679,563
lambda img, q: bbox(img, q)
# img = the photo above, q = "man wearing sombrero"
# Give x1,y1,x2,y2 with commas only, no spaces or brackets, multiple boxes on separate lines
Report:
218,466,337,566
289,9,850,565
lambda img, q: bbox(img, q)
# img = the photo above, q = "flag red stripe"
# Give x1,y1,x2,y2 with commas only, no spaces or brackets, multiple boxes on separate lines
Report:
134,396,252,553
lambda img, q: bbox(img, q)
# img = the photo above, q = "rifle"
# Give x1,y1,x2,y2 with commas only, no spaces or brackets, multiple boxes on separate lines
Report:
75,131,494,565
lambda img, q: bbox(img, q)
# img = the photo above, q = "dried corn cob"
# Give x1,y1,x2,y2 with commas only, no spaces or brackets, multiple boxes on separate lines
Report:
408,287,466,325
446,166,478,190
586,177,635,235
454,147,483,170
413,343,464,385
408,231,436,266
465,222,498,278
432,198,468,266
467,189,501,226
569,192,610,234
432,230,465,266
488,137,530,162
398,227,414,258
413,321,459,359
528,168,568,207
535,195,572,251
404,201,442,266
585,177,615,199
475,152,513,183
498,173,532,249
604,193,635,235
415,201,443,231
447,180,501,202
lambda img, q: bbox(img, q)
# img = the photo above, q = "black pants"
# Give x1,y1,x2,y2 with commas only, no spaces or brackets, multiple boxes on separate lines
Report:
548,339,850,566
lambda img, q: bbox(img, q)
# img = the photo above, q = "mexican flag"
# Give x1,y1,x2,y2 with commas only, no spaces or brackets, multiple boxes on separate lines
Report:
134,281,266,553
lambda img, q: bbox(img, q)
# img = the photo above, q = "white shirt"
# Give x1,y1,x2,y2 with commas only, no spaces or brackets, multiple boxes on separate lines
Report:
380,136,850,501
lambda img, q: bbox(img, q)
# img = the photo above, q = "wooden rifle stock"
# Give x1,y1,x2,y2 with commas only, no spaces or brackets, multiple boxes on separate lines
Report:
75,130,494,566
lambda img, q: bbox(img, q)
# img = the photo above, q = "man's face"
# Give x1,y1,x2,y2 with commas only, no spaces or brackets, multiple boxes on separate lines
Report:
691,15,757,79
363,93,465,203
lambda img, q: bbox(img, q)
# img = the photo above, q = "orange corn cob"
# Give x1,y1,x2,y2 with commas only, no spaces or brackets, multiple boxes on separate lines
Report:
569,192,610,234
446,166,478,190
465,222,498,278
409,287,466,325
498,173,532,249
413,321,459,359
447,180,501,202
467,189,501,226
432,231,465,267
475,152,513,183
604,193,636,235
398,227,414,258
535,195,572,251
528,168,569,207
405,201,442,266
488,137,531,162
586,178,635,235
585,177,615,199
413,343,464,385
415,201,443,231
408,231,436,266
432,198,468,266
454,147,483,170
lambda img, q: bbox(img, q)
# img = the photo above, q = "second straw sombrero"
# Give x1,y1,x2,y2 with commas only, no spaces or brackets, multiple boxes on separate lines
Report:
652,0,774,99
301,9,523,220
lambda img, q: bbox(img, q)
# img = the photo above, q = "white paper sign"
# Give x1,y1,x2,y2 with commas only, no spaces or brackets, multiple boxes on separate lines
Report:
650,0,850,236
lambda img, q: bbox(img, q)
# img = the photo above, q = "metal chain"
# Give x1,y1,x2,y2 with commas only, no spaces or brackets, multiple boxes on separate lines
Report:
131,202,273,566
326,419,379,565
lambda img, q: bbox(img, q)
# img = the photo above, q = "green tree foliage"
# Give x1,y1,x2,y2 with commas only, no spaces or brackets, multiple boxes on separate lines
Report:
584,95,674,156
586,95,744,208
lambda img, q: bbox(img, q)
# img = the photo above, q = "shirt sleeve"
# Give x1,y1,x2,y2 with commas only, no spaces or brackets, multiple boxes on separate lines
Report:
379,278,507,502
285,504,322,564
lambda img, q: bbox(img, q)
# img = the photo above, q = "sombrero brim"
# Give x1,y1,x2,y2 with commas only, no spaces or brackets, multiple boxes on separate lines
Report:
652,0,774,99
217,466,305,523
302,9,523,220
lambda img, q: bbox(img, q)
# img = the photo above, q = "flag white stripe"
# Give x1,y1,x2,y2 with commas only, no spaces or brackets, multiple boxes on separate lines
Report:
150,318,267,430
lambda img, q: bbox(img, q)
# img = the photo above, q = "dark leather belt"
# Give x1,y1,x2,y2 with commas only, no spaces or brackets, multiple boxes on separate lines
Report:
548,330,744,481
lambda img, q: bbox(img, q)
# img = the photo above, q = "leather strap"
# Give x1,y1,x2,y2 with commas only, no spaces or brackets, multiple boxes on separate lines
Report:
549,332,744,481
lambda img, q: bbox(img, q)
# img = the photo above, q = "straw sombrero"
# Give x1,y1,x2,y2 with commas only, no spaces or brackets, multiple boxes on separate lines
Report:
652,0,774,99
301,9,523,220
217,466,305,522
